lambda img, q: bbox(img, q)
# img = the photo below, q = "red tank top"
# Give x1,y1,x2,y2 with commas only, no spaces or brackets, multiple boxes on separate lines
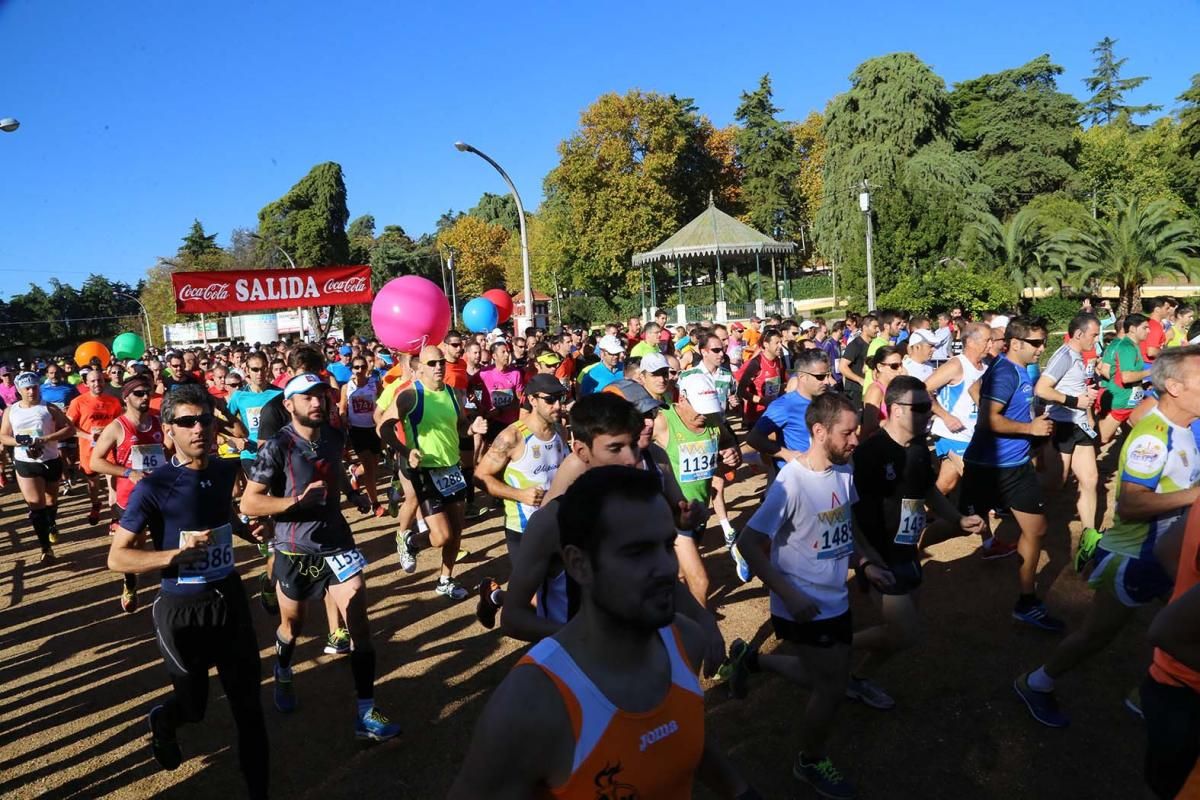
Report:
114,414,165,508
518,626,704,799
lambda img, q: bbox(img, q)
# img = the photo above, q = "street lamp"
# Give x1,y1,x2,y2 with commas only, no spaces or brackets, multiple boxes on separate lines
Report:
113,291,153,349
859,182,876,311
0,118,19,133
454,141,533,332
250,233,306,340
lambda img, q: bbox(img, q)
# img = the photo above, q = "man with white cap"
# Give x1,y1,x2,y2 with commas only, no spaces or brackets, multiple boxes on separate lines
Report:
578,334,625,396
902,329,938,383
653,371,741,606
637,351,673,403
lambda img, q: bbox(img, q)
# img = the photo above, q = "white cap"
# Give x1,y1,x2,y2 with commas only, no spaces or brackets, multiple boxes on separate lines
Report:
990,315,1011,331
907,328,938,346
678,371,722,415
283,373,324,399
639,352,669,373
597,335,625,355
799,320,817,331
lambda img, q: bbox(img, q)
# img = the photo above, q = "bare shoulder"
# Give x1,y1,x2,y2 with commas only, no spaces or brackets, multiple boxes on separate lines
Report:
672,612,708,672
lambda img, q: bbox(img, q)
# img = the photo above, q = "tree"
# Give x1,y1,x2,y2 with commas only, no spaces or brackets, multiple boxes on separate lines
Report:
962,206,1056,288
734,75,803,242
347,214,376,264
705,124,743,214
815,53,991,307
500,208,570,302
1055,196,1200,311
468,193,521,233
792,111,825,258
1082,37,1160,126
1075,121,1184,213
179,219,221,260
1176,74,1200,208
436,215,510,298
878,261,1019,318
951,55,1082,217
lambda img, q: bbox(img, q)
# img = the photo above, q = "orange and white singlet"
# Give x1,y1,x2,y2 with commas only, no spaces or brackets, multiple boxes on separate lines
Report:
519,625,704,799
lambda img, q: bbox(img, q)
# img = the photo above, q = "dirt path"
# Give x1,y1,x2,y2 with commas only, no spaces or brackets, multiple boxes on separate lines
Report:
0,447,1158,799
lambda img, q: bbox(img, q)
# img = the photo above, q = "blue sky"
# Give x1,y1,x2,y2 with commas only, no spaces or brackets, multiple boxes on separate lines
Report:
1,0,1196,297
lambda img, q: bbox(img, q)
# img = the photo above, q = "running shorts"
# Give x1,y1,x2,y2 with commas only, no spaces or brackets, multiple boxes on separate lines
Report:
874,559,923,596
934,437,968,458
959,461,1044,516
1052,421,1098,454
348,425,382,455
1087,546,1173,607
771,611,852,648
152,572,255,679
1143,676,1200,800
406,465,468,517
15,458,63,482
273,548,366,602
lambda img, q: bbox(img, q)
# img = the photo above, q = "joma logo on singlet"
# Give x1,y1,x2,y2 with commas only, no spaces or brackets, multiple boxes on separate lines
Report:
637,719,679,752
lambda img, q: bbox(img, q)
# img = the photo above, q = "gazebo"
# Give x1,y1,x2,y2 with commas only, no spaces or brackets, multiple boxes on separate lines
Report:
632,195,798,324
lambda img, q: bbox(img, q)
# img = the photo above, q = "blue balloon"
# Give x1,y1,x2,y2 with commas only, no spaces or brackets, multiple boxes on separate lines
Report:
463,297,499,333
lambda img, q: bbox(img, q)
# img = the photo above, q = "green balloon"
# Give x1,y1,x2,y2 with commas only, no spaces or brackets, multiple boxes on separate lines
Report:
112,331,146,360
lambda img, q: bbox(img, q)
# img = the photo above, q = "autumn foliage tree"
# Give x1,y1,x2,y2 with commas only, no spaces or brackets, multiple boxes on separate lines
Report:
436,215,510,299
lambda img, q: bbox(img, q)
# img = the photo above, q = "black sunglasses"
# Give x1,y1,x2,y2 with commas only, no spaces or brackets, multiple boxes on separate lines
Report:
128,390,151,398
352,363,368,370
894,400,933,413
803,372,831,381
170,413,216,428
247,366,264,372
880,361,903,370
533,394,564,404
424,359,445,367
1019,338,1046,347
708,347,724,354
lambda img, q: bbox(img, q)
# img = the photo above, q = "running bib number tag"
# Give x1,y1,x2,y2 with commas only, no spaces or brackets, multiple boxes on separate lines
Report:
351,396,374,414
177,524,234,585
324,549,367,582
246,406,263,433
492,389,515,410
130,444,164,472
816,507,854,560
763,376,781,400
430,466,467,497
895,499,926,546
1128,387,1144,408
678,438,718,483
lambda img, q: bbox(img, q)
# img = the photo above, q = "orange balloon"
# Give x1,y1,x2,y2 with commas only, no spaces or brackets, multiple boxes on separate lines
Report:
74,341,111,369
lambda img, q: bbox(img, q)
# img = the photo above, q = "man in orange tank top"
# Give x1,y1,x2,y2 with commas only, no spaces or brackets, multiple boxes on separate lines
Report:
450,466,758,800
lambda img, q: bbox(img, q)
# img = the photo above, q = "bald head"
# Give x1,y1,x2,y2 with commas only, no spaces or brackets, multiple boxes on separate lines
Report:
419,345,442,363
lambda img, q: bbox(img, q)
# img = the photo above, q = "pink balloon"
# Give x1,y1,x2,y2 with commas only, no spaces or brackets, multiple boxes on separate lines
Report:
371,276,451,354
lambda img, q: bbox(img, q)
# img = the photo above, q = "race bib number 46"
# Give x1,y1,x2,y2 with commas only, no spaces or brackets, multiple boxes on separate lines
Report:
177,524,235,585
130,444,164,472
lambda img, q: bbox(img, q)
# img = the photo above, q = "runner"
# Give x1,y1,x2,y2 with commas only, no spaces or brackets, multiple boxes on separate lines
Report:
960,316,1061,629
106,383,269,798
240,373,401,741
0,372,72,562
927,322,990,495
850,376,986,707
838,314,878,410
393,345,488,599
727,392,892,800
1015,346,1200,728
860,345,906,440
680,332,739,546
479,341,525,445
66,367,123,526
736,327,784,427
449,465,757,800
747,348,835,471
474,374,570,627
1035,313,1102,553
0,366,15,487
40,362,79,494
901,328,937,382
339,353,384,515
578,334,625,396
1098,313,1152,444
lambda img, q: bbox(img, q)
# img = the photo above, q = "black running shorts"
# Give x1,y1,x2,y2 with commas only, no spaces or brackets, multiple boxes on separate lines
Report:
273,549,364,602
771,611,852,648
1052,420,1098,454
958,461,1045,516
15,458,63,482
348,425,382,455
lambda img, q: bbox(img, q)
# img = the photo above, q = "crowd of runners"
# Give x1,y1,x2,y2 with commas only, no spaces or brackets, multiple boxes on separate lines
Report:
4,295,1200,799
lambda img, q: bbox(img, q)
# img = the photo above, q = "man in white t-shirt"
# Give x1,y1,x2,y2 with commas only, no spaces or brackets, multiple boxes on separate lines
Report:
725,392,893,800
902,328,937,383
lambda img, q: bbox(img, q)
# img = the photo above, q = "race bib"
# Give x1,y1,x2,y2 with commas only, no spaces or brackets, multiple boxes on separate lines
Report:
816,506,854,560
678,437,718,483
492,389,515,409
130,444,165,472
1128,386,1144,408
351,396,375,414
325,548,367,582
245,406,263,433
430,465,467,497
177,524,234,585
895,499,926,546
762,376,781,400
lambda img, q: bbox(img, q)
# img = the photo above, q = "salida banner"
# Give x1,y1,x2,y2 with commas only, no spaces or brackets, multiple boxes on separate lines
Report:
172,265,372,314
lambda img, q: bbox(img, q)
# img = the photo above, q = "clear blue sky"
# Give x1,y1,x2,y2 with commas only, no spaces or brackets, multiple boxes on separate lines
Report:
2,0,1196,297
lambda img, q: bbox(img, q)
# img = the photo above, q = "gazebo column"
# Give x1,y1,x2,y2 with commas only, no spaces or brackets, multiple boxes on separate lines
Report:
780,255,791,317
715,254,727,323
676,259,685,326
754,252,765,320
649,263,658,320
639,265,647,323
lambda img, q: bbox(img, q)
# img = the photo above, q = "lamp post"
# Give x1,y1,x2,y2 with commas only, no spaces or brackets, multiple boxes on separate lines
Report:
114,291,153,348
0,118,19,133
444,248,460,327
454,141,532,331
859,181,876,311
250,233,306,340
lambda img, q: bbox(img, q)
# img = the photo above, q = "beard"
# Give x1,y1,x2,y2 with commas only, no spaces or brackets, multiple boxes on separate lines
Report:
591,577,676,634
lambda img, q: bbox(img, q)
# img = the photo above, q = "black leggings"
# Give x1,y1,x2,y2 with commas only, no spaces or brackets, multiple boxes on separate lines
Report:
152,576,268,799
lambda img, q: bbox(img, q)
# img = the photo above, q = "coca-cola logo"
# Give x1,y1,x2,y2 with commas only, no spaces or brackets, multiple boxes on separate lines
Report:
324,277,367,294
178,282,230,301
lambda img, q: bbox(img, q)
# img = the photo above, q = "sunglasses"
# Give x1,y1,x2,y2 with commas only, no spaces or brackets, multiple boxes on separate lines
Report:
803,372,831,381
880,362,903,370
708,347,725,354
424,359,446,367
128,390,151,398
352,364,368,370
1019,338,1046,347
533,394,564,404
894,400,933,413
445,341,463,348
170,413,216,428
247,366,264,372
227,382,243,388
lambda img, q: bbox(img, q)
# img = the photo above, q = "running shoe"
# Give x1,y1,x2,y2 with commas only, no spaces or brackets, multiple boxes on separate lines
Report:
456,548,469,563
147,704,182,771
1075,527,1103,573
0,470,7,489
981,537,1018,560
88,504,101,526
62,477,73,495
475,578,501,629
355,707,401,742
1124,685,1144,719
121,585,138,614
373,503,388,519
731,544,752,583
1013,672,1069,728
273,666,297,713
40,548,55,564
259,572,279,615
724,638,756,700
386,482,401,517
323,627,351,655
464,500,488,519
48,526,59,545
348,470,361,492
723,528,737,549
846,676,895,710
1012,601,1065,633
794,754,855,799
398,531,418,573
435,577,468,601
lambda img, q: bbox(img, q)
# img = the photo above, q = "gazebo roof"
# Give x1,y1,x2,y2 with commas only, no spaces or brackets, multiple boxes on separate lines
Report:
632,195,797,267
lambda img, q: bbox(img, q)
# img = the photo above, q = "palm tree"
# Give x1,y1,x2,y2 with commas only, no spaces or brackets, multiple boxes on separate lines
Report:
967,207,1057,289
1057,196,1200,312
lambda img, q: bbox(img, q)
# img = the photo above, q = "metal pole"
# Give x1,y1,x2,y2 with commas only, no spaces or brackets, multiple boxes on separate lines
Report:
447,252,459,327
115,292,154,349
860,182,876,310
455,142,533,332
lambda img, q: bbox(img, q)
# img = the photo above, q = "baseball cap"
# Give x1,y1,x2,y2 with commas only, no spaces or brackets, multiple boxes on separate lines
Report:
639,352,670,374
602,379,665,414
678,371,722,415
339,345,352,356
15,371,40,389
730,322,746,332
750,316,762,323
597,335,625,355
990,315,1011,330
525,374,568,398
907,328,938,347
536,351,563,367
0,366,9,376
283,373,325,399
799,320,818,331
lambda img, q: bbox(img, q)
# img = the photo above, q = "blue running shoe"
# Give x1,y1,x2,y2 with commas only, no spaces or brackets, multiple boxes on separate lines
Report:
356,707,401,741
732,544,752,583
147,704,182,771
274,666,297,713
1014,672,1069,728
1012,601,1065,633
794,753,855,799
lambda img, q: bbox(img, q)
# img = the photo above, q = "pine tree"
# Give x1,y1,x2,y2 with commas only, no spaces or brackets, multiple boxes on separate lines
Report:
734,75,802,238
178,219,220,259
1082,37,1160,126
